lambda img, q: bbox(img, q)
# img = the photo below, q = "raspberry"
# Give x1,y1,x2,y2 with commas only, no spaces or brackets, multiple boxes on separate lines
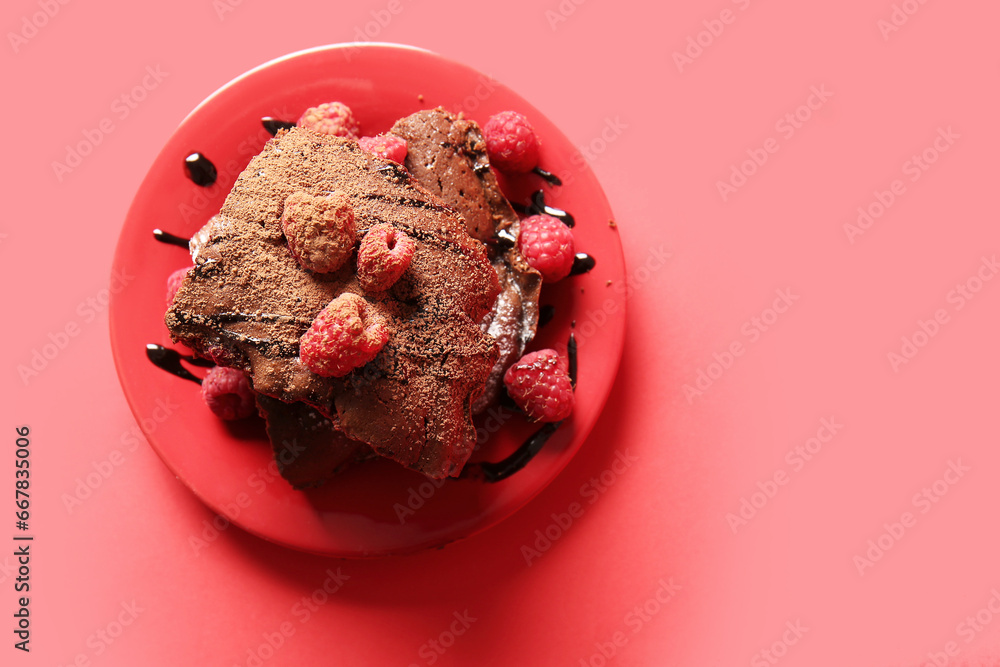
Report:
166,266,191,306
356,223,416,292
281,190,356,273
518,214,575,282
201,366,255,420
358,134,408,163
297,102,361,138
503,349,575,422
300,293,389,377
483,111,539,173
199,342,242,368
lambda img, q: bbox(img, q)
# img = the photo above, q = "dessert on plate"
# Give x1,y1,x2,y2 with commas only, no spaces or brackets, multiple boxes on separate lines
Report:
162,102,580,486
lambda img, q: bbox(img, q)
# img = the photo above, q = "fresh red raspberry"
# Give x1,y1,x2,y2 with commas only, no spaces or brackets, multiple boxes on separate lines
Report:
503,349,575,422
300,293,389,377
166,266,191,306
518,214,575,282
358,134,408,163
281,190,356,273
201,366,255,420
356,223,416,292
483,111,539,173
199,343,242,368
298,102,361,138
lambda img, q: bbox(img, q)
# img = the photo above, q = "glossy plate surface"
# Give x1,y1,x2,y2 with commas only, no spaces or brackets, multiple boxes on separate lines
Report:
109,44,625,557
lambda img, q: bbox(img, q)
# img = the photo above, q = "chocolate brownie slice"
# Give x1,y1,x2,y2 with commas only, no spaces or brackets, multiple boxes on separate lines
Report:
392,109,541,411
255,394,371,489
167,127,500,479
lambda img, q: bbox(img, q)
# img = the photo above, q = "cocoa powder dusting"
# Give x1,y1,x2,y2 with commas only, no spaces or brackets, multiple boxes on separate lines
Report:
166,127,500,478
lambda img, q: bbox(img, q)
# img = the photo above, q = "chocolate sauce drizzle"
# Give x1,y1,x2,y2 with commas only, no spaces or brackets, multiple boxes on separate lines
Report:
153,229,191,249
262,117,296,136
532,166,562,186
537,304,556,328
569,253,596,276
184,152,218,187
376,163,412,185
495,227,517,250
464,333,578,483
145,344,211,384
567,332,577,389
361,192,450,213
473,422,561,482
167,311,303,358
511,190,575,227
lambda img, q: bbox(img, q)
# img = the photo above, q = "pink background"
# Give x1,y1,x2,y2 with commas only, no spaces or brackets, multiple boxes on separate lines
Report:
3,0,1000,665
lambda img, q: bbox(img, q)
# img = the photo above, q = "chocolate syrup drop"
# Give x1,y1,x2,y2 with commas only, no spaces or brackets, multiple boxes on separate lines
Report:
569,253,596,276
537,304,556,328
532,166,563,186
464,333,578,483
153,229,191,249
184,152,217,187
568,332,578,388
511,190,575,227
262,117,296,136
145,344,209,384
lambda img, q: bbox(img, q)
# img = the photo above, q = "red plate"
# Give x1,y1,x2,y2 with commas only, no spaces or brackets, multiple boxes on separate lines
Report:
109,44,625,557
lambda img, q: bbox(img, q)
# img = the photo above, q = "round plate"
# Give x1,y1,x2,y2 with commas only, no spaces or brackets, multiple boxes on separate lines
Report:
109,43,625,557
